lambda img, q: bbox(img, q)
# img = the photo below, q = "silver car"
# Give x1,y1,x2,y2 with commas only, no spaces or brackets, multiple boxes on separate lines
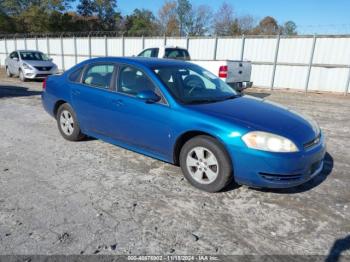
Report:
5,50,58,81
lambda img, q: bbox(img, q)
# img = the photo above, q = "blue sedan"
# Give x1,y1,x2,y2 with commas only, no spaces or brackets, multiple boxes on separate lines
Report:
42,57,326,192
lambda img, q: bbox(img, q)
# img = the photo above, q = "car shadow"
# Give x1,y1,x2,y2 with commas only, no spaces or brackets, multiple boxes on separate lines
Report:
249,152,334,194
325,235,350,262
0,85,42,98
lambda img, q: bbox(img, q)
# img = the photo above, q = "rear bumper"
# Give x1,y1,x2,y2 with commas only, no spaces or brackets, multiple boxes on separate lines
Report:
229,81,253,91
229,134,327,188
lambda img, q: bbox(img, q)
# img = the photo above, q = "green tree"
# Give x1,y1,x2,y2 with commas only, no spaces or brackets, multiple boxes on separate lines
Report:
95,0,119,31
282,21,297,35
124,8,159,36
176,0,191,36
0,11,15,33
77,0,97,17
256,16,280,35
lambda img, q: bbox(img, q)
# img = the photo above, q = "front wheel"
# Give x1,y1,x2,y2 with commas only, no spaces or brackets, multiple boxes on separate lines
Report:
180,135,233,192
6,67,13,77
56,103,85,141
19,69,26,82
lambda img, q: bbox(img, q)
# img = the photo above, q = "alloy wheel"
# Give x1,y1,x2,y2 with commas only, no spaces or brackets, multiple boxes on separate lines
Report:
186,146,219,184
59,110,74,136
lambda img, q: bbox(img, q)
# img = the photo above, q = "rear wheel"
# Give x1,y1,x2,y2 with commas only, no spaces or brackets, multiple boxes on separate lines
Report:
180,135,233,192
19,69,26,82
56,103,85,141
6,67,13,77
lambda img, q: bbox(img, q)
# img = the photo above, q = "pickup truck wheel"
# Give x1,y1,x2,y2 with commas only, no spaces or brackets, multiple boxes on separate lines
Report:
6,67,13,77
180,135,233,192
19,69,26,82
56,103,85,141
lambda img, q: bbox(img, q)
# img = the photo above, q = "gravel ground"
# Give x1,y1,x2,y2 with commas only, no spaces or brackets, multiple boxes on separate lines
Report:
0,71,349,257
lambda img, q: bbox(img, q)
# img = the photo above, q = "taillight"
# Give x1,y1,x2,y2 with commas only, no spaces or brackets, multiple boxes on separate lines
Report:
218,66,228,78
42,78,47,90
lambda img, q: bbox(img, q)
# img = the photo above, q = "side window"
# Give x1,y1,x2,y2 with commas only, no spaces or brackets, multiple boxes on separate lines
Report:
118,66,156,96
69,67,83,82
10,52,18,59
82,64,114,89
138,48,159,58
138,49,153,57
164,49,190,60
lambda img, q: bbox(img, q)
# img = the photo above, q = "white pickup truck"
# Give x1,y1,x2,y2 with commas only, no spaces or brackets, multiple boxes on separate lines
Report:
137,46,253,91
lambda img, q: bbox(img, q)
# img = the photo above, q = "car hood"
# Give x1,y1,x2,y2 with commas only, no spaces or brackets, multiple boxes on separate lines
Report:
186,95,319,144
22,60,56,67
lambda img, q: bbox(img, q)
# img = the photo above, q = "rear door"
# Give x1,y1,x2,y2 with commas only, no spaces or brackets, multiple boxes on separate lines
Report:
70,63,122,138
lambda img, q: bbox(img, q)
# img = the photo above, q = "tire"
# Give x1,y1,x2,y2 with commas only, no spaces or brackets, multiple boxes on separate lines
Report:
56,103,85,141
6,67,13,77
19,69,26,82
179,135,233,192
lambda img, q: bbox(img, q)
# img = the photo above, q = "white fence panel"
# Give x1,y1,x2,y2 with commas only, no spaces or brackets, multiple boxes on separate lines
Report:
64,56,76,70
216,38,242,60
313,38,350,65
124,38,143,56
26,39,37,50
51,55,62,69
37,39,48,53
107,38,123,56
278,38,314,64
274,65,308,90
308,67,348,92
6,39,15,53
91,38,106,56
49,39,61,55
251,64,273,87
0,35,349,93
76,38,89,56
166,37,187,48
16,39,25,50
244,38,276,62
63,38,75,55
0,40,6,66
189,38,216,60
144,38,164,48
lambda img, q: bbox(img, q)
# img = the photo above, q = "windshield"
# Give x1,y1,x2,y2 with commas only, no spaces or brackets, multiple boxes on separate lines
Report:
153,64,238,104
20,51,49,61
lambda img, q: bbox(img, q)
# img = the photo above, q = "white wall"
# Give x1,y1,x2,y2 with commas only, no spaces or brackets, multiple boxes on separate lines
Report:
0,35,349,93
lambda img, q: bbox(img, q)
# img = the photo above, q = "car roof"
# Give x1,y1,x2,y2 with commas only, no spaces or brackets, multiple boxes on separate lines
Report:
83,57,192,68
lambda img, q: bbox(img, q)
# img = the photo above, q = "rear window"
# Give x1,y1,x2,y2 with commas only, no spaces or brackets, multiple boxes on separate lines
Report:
69,67,83,82
164,48,190,60
82,64,115,89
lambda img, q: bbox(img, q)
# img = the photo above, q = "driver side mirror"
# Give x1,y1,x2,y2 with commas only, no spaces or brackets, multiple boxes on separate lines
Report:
49,58,53,62
136,90,161,104
13,57,19,61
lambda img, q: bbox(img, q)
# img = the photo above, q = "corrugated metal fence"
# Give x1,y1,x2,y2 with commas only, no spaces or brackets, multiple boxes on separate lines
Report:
0,34,349,94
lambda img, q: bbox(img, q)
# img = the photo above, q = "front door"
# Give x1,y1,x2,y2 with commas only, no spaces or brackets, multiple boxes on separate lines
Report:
113,65,173,158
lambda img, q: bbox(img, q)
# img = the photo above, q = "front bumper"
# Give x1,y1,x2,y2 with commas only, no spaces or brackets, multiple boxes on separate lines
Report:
229,134,327,188
22,67,58,79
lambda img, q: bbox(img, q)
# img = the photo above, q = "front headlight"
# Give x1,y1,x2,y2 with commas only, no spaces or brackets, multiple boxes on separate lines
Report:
242,131,299,153
22,63,33,70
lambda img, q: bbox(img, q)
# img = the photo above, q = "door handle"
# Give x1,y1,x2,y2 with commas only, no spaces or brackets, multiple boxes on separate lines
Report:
112,99,124,107
72,89,81,96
